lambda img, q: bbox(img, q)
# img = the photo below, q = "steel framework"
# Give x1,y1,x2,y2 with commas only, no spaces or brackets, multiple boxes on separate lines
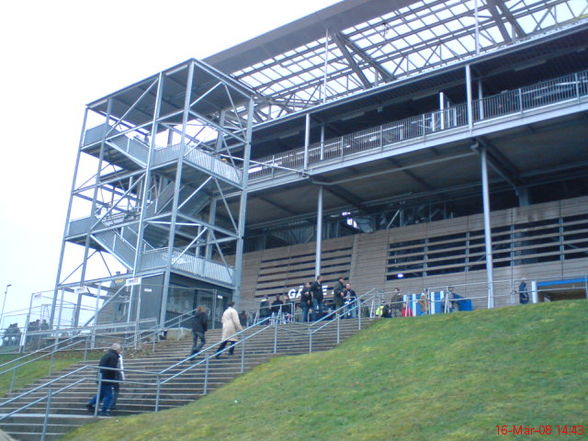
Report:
51,60,258,327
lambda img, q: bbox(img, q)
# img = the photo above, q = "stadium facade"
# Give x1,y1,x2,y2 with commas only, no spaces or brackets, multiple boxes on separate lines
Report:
51,0,588,328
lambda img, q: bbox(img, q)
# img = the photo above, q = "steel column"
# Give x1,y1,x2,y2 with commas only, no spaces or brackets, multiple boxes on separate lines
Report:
80,99,112,288
232,98,256,308
315,185,323,278
304,113,310,169
466,64,473,130
50,107,89,327
439,92,445,129
162,63,194,325
480,146,495,309
322,29,330,104
205,198,217,260
477,80,484,120
474,0,480,54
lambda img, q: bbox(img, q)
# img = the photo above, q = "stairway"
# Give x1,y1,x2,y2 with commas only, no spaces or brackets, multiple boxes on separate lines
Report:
82,123,242,186
0,318,373,441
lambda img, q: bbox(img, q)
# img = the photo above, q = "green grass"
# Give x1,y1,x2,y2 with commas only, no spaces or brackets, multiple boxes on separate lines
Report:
0,352,97,397
64,300,587,441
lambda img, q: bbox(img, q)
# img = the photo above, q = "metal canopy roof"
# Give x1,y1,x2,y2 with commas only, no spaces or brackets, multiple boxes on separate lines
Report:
85,0,587,137
247,24,588,159
204,0,415,73
207,0,586,117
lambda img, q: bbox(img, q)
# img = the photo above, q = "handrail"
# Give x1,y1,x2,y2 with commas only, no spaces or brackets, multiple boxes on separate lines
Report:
160,320,273,385
158,316,272,376
161,307,199,329
258,289,381,338
0,318,159,394
0,339,86,378
0,377,90,423
0,333,83,371
0,365,90,409
307,288,379,329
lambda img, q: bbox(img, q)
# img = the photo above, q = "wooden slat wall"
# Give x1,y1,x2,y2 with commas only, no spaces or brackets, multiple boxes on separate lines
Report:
240,236,354,309
236,196,588,312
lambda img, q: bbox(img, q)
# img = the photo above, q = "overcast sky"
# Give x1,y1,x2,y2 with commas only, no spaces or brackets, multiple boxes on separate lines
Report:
0,0,341,324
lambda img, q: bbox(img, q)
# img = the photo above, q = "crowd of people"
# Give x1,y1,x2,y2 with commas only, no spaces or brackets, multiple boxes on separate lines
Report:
257,275,358,323
2,323,21,346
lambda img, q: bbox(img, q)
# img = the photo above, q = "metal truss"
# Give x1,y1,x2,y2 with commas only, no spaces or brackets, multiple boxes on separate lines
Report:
51,60,257,327
231,0,586,115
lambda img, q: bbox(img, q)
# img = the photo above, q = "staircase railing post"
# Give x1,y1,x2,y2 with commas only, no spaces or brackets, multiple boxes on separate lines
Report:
91,320,96,350
155,374,161,412
152,328,157,353
273,323,278,354
203,357,209,395
94,373,102,417
83,336,89,361
40,388,52,441
134,319,139,350
336,314,341,345
49,346,56,376
358,300,362,330
309,330,313,353
240,339,246,373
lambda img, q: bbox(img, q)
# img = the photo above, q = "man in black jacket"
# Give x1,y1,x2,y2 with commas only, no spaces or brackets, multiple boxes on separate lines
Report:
299,282,312,322
333,277,346,313
190,306,208,357
87,343,121,416
310,275,324,320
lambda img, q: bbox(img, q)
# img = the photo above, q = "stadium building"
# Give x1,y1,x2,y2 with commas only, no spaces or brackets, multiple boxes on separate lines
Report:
51,0,588,328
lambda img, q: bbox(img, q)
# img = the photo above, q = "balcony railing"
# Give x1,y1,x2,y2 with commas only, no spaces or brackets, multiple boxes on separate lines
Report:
141,248,234,285
248,70,588,181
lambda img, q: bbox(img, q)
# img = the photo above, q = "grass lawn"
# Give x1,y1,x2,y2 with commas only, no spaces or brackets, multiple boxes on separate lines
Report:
63,300,587,441
0,352,98,398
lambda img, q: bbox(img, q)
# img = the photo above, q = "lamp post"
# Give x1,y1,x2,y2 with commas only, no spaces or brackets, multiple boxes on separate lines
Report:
1,284,11,330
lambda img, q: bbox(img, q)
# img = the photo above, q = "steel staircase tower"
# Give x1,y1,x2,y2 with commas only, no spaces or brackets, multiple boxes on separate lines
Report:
51,59,258,329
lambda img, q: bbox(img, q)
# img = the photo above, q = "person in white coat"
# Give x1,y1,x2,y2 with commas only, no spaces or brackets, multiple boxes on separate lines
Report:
215,302,243,358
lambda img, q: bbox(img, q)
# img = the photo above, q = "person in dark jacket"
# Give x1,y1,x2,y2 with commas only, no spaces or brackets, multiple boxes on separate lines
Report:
344,283,358,318
190,306,208,357
519,279,529,304
239,310,249,327
299,282,312,322
87,343,121,416
259,296,270,321
333,277,346,313
310,275,324,319
271,295,284,315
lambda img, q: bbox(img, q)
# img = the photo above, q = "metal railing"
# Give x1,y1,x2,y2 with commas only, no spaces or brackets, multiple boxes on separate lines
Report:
0,295,381,439
249,69,588,181
154,316,273,411
279,289,381,352
0,319,158,395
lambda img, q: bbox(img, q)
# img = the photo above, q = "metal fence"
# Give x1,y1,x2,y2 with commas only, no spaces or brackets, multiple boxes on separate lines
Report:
0,289,382,441
249,69,588,181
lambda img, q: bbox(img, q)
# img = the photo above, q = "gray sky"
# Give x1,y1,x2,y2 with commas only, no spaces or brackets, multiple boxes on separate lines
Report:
0,0,340,323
